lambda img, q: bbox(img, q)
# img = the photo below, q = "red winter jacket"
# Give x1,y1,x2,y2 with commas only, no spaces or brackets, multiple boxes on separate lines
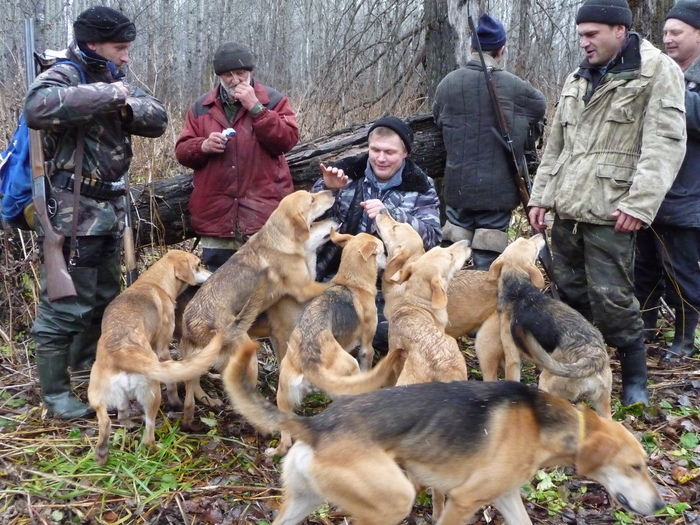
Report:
175,82,298,236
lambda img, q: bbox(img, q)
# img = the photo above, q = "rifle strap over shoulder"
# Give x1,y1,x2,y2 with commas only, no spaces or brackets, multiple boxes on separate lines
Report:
68,127,86,265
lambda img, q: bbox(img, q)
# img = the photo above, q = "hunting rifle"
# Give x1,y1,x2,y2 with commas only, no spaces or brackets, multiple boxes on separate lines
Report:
25,18,77,301
468,12,559,299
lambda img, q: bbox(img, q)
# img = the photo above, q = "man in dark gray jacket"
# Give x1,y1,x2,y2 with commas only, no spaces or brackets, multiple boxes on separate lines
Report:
635,0,700,361
433,12,546,269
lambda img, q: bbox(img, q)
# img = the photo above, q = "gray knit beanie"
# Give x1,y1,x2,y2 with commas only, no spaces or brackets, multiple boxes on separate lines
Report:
667,1,700,30
213,42,256,74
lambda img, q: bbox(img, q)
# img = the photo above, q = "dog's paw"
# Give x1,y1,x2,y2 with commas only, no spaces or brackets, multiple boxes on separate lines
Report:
198,394,223,408
264,446,284,457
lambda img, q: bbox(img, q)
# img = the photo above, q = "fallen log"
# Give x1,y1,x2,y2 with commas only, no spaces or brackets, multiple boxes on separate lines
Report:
131,113,445,248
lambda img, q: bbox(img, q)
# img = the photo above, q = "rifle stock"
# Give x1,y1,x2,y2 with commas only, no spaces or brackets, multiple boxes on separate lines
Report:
468,13,559,299
29,128,77,300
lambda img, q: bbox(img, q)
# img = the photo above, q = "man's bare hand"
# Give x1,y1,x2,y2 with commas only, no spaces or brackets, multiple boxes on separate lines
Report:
612,210,643,233
528,206,548,233
361,199,386,220
234,81,258,110
201,131,228,154
320,163,348,190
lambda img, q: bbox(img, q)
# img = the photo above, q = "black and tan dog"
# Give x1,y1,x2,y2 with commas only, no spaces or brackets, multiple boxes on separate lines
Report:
226,341,664,525
179,190,336,430
272,230,403,456
476,235,613,417
88,250,257,465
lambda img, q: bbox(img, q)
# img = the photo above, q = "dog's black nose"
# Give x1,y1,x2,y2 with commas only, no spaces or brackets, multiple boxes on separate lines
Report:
653,499,666,512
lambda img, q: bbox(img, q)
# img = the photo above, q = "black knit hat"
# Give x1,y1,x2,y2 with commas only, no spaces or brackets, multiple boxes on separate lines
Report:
576,0,633,28
471,13,507,51
74,6,136,43
368,117,414,153
666,1,700,30
213,42,256,74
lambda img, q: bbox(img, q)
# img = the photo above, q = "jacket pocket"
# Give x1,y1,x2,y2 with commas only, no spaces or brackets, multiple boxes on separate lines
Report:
656,98,685,140
590,163,635,220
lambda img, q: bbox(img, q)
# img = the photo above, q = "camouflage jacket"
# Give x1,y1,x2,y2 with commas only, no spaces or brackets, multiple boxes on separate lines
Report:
24,42,168,236
529,35,686,226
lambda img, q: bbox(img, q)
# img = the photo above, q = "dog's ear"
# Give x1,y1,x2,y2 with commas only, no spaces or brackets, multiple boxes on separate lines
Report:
292,211,310,242
174,259,198,286
384,249,407,282
330,229,353,247
430,275,448,310
527,265,546,289
358,240,377,261
487,257,504,281
390,262,414,284
575,428,620,476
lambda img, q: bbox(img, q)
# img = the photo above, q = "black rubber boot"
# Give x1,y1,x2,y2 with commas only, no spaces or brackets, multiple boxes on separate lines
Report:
69,330,98,380
36,347,96,419
471,249,501,271
663,310,699,361
617,337,649,406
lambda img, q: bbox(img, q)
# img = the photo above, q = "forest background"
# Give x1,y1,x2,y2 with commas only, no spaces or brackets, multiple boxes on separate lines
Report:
1,1,698,525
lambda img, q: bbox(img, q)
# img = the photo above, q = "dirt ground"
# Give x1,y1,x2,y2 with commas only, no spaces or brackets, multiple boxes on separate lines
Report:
0,333,699,525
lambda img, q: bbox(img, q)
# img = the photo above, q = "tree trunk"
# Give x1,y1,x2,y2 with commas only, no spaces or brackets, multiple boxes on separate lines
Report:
630,0,675,45
423,0,459,106
131,114,445,248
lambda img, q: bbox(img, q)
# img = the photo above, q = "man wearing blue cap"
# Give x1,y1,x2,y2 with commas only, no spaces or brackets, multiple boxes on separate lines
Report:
433,13,546,270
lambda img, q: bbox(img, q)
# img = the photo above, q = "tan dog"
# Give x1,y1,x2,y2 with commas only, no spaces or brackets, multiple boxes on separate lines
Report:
226,341,665,525
374,210,543,340
88,251,220,465
386,241,472,386
272,230,404,456
477,235,613,416
179,190,336,430
247,216,339,363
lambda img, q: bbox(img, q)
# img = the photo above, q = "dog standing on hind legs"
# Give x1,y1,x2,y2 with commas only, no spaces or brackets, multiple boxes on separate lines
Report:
225,341,664,525
271,230,404,456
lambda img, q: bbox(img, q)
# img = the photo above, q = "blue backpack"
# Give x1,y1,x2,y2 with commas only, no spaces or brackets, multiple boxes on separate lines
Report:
0,60,86,229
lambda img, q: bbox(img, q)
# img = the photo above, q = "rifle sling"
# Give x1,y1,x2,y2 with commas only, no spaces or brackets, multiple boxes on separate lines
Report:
69,128,86,265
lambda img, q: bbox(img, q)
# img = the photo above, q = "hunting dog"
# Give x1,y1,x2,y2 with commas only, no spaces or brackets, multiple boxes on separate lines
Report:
386,241,472,386
476,235,613,417
374,210,544,340
247,216,339,363
272,230,404,456
88,250,233,465
179,190,336,430
226,341,665,525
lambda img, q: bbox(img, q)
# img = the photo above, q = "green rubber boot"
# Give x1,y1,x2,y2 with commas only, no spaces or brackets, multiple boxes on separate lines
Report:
36,347,95,419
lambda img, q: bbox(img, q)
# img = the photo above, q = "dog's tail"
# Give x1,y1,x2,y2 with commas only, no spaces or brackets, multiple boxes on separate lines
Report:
224,340,309,437
518,331,606,379
304,347,405,396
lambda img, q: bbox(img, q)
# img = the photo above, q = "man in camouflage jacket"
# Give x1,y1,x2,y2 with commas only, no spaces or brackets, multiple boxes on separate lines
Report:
312,116,441,351
24,6,167,419
529,0,686,406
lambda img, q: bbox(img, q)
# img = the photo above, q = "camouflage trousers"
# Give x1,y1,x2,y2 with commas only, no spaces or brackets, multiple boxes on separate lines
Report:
31,235,121,360
550,216,643,348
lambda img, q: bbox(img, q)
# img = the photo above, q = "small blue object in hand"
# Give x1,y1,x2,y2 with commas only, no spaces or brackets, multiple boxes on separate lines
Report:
223,128,236,138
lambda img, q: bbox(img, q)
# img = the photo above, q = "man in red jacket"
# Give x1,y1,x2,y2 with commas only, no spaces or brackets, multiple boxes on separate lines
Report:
176,42,299,270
